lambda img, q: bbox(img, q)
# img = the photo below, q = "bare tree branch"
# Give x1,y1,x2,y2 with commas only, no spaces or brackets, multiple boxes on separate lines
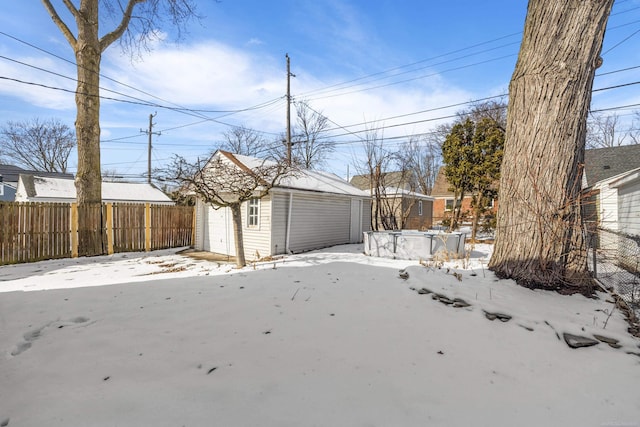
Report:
41,0,78,47
292,100,334,169
0,118,76,173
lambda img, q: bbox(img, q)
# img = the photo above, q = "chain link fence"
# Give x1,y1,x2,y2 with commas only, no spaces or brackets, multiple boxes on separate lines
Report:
587,227,640,327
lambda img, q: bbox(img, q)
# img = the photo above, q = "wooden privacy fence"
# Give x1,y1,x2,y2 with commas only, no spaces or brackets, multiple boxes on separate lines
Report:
0,202,195,266
0,202,71,264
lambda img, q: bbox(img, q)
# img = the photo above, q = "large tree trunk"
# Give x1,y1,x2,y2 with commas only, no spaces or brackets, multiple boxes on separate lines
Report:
230,203,246,268
489,0,613,293
74,0,103,205
74,0,104,256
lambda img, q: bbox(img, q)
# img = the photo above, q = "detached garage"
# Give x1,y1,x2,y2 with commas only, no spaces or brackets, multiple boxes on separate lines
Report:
194,152,371,261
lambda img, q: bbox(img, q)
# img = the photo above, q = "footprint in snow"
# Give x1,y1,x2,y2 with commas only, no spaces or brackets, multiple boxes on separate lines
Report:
9,317,91,357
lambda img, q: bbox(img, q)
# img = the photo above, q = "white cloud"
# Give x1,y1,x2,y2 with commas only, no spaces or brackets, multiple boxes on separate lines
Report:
246,38,264,46
103,40,282,108
0,55,76,110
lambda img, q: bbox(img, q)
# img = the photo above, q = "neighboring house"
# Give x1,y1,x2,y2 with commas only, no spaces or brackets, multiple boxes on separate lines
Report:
194,152,371,260
15,174,173,204
379,187,434,230
350,171,414,192
351,172,434,230
350,173,433,230
0,164,73,202
587,167,640,235
430,167,498,224
582,145,640,238
582,144,640,190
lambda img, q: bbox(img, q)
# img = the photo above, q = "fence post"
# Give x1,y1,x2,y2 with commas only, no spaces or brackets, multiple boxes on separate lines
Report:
145,203,151,252
105,202,114,255
70,203,78,258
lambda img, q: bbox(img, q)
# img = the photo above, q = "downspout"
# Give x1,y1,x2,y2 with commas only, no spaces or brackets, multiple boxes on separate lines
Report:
285,191,293,253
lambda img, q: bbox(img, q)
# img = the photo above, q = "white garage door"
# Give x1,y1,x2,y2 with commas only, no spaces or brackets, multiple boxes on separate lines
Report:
203,205,236,256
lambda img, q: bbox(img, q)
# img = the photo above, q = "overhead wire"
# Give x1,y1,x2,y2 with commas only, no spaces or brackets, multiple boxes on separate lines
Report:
2,4,639,170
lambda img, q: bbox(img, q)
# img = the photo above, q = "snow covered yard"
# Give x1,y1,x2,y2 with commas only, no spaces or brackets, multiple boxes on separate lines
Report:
1,244,640,427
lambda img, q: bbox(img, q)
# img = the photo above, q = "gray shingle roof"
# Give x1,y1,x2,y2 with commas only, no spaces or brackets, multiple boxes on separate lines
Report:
0,164,73,183
583,145,640,187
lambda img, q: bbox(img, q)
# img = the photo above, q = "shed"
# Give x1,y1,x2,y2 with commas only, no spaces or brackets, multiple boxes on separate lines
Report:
15,174,173,205
194,152,371,260
0,165,73,201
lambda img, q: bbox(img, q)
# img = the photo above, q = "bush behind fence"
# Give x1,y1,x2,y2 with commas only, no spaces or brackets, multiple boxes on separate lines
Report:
0,202,194,266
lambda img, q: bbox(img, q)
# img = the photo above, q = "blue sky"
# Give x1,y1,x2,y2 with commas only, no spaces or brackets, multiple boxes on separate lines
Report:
1,1,639,180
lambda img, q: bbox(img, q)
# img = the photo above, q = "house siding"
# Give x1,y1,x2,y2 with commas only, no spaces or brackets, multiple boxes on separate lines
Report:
0,184,16,201
432,196,497,225
403,199,434,230
618,179,640,236
241,196,272,260
197,197,272,261
270,192,290,255
194,199,205,250
362,199,372,232
598,185,619,232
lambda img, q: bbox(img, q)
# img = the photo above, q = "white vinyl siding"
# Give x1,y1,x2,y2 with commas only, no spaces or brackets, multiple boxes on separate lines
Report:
618,179,640,236
597,185,619,232
241,196,271,260
270,192,289,255
194,198,206,250
196,197,271,260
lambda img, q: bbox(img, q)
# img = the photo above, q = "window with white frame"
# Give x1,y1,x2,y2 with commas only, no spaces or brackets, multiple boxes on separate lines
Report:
445,199,454,211
418,200,423,216
247,198,259,227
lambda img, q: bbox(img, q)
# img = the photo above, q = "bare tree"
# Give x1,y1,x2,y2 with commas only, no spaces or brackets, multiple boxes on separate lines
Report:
631,111,640,145
489,0,614,294
41,0,199,205
587,112,620,148
0,118,75,173
165,151,291,267
400,135,440,196
586,112,639,148
220,126,268,157
462,98,508,130
291,101,334,169
356,125,415,230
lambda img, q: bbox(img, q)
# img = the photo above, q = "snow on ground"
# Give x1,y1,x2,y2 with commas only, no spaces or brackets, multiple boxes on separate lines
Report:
1,244,639,427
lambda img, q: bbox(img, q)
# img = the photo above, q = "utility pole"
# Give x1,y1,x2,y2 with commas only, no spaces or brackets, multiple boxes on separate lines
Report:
141,113,160,184
286,53,295,165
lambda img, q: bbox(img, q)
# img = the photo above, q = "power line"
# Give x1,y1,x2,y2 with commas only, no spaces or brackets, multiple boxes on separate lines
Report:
0,30,285,116
305,54,517,102
298,40,521,100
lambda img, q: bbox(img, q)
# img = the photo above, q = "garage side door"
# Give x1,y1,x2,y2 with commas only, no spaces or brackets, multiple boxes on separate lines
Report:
204,205,236,256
